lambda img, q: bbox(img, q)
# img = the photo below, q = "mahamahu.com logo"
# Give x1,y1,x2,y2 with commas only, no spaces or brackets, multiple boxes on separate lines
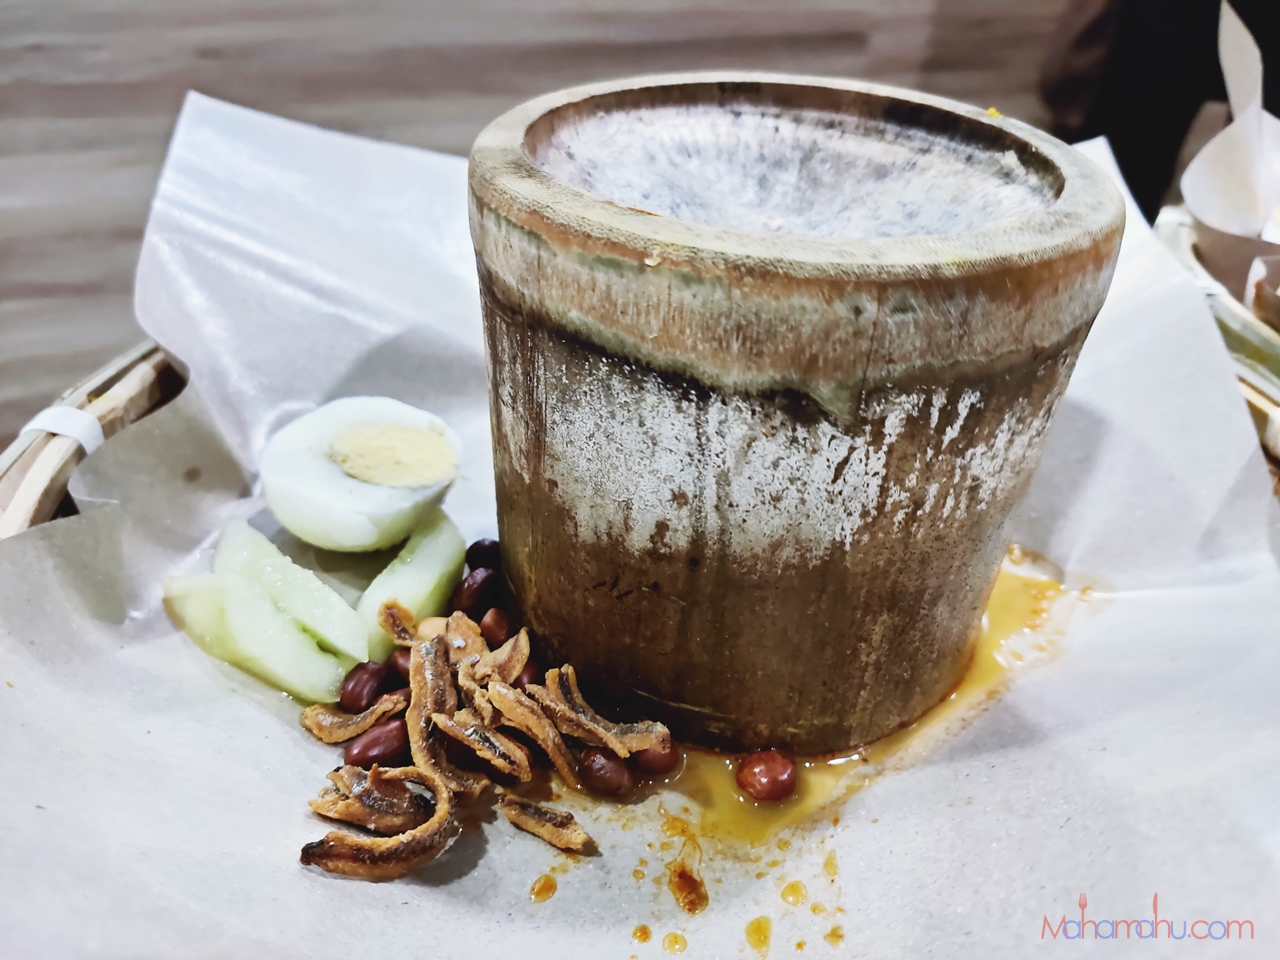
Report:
1042,894,1255,941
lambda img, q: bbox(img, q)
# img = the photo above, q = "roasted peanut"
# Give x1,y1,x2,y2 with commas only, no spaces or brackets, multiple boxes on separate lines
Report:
344,718,410,769
579,747,634,795
512,661,540,690
465,538,502,572
735,750,797,802
632,740,681,776
479,607,510,648
451,567,500,619
339,661,388,714
386,646,412,684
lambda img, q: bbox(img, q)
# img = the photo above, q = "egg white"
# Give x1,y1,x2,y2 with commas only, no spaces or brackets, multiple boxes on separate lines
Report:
260,396,461,551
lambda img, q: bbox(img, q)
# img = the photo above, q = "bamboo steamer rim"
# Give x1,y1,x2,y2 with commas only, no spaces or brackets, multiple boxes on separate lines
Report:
0,341,183,539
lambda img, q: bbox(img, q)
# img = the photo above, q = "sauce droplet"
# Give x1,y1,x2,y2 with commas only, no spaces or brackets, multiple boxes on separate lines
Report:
662,932,688,954
633,925,652,943
823,926,844,946
796,941,806,951
666,839,709,914
662,815,696,838
811,903,826,915
781,880,808,906
529,874,557,903
633,869,646,880
822,851,838,879
745,916,772,955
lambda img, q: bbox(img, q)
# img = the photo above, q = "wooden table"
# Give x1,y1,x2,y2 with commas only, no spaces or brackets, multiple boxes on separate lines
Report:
0,0,1070,448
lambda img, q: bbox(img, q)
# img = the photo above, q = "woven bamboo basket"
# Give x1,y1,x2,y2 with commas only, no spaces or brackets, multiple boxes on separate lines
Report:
0,341,184,540
1155,205,1280,487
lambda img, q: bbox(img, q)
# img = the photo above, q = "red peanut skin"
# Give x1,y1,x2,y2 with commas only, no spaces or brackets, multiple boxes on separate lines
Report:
735,750,797,802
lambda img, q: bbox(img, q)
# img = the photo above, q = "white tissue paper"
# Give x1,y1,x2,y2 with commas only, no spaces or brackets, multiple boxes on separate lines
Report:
1181,1,1280,239
1180,2,1280,300
1,92,1278,958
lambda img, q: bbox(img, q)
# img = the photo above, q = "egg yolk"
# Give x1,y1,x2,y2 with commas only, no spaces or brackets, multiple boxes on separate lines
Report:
329,421,456,487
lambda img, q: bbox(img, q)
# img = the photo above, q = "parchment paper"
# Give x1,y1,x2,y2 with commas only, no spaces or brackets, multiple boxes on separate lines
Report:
1,93,1278,958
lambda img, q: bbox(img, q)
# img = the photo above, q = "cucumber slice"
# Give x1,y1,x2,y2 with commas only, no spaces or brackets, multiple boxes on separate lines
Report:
163,574,235,662
221,575,345,703
357,508,466,662
214,519,368,663
164,572,345,703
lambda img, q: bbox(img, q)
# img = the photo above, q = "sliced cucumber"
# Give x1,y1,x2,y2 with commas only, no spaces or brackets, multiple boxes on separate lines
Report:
164,572,345,703
221,575,346,703
357,508,466,662
214,519,368,663
163,574,235,662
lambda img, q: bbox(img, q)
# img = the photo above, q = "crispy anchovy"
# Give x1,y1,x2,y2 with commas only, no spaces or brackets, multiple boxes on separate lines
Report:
455,658,496,726
309,764,434,835
527,665,670,758
474,628,530,685
488,680,579,787
432,747,489,803
498,794,592,853
406,636,453,770
300,764,457,880
433,708,532,782
300,691,407,744
378,601,419,648
440,612,487,664
406,635,488,803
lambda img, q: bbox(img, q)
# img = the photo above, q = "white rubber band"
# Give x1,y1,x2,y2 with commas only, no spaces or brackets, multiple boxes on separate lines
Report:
20,406,106,455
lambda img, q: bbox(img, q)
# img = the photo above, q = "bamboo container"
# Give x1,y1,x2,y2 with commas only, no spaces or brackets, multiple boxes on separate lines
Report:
469,72,1127,752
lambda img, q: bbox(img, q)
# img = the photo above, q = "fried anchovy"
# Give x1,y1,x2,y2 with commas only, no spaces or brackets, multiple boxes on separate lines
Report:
526,665,670,758
498,794,592,853
300,764,457,880
433,708,532,782
440,611,487,664
473,628,530,685
378,601,418,648
309,764,434,835
406,635,488,803
300,691,407,744
488,680,579,787
455,657,496,726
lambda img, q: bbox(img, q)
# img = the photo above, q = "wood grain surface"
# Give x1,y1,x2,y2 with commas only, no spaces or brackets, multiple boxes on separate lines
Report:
0,0,1068,447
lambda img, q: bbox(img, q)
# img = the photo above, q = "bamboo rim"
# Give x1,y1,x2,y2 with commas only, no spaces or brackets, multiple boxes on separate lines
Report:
0,341,184,540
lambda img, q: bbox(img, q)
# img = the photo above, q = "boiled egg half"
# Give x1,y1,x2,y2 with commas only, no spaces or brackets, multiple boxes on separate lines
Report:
260,396,460,551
